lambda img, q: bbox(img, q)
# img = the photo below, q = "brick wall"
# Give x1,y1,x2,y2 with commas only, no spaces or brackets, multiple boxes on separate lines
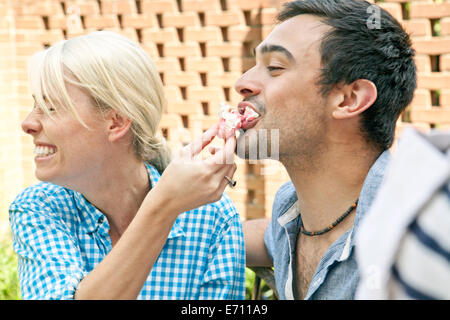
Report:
0,0,449,232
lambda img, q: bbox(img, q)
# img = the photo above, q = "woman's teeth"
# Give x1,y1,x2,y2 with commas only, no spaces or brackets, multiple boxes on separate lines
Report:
34,146,57,157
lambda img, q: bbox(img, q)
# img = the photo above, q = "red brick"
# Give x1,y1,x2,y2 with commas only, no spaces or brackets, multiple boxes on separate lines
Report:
409,88,431,109
164,42,201,57
206,41,243,57
182,0,220,12
440,89,450,107
84,15,120,29
261,25,275,38
246,203,265,219
417,73,450,90
162,12,200,28
164,71,201,86
65,1,100,15
20,1,64,16
228,25,262,42
205,10,246,27
33,29,65,44
251,8,278,25
15,43,43,56
187,85,225,102
441,17,450,36
101,0,137,14
153,57,181,72
121,14,156,28
228,0,263,10
185,57,223,73
166,100,202,115
410,2,450,19
184,26,221,42
441,53,450,72
15,16,45,29
163,85,183,102
229,56,256,72
402,19,432,38
412,37,450,55
377,3,403,22
48,15,69,29
414,54,431,73
160,113,183,128
116,28,140,42
141,27,177,42
140,42,159,59
141,0,177,13
411,108,450,124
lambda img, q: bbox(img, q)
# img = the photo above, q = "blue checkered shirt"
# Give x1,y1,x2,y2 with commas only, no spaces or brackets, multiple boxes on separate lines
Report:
9,163,245,300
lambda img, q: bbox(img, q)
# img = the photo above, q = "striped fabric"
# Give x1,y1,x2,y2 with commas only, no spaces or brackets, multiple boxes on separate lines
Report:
388,184,450,299
356,128,450,300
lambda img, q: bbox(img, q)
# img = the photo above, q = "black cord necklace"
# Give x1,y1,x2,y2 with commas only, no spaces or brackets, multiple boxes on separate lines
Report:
300,199,359,236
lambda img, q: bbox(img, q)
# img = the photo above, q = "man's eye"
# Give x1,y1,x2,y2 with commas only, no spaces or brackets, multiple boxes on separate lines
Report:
267,66,283,72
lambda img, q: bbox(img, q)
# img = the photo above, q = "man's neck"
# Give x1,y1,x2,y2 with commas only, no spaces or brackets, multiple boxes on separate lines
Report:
282,143,379,233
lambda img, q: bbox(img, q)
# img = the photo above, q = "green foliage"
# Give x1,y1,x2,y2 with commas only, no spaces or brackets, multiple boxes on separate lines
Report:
245,268,275,300
0,240,21,300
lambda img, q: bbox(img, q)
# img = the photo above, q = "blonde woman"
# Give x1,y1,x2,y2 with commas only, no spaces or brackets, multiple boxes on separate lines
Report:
9,31,244,300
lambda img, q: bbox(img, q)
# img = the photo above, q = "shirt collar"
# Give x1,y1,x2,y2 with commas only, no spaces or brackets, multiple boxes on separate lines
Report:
277,149,391,229
74,163,185,239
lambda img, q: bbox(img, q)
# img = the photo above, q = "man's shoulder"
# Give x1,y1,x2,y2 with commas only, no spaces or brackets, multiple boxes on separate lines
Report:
272,181,298,219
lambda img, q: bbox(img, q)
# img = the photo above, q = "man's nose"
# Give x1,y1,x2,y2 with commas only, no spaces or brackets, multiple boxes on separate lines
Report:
21,110,42,136
234,68,261,99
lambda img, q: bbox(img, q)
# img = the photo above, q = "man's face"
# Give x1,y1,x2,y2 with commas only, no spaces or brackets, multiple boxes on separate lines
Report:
234,14,332,162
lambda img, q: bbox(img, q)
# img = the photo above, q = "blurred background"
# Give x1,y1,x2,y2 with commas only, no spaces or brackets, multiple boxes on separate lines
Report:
0,0,449,299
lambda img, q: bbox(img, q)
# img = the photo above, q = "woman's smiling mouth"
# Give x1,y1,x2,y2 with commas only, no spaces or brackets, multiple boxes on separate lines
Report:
34,144,57,159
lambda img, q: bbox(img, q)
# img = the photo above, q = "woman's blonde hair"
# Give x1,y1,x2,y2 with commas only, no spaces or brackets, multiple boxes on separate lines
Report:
29,31,170,173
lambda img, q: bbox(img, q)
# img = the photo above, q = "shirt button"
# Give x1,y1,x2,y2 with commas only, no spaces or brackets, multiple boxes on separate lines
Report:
98,216,105,224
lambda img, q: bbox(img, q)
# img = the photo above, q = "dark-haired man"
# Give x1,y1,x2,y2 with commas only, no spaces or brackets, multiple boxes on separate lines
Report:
237,0,416,299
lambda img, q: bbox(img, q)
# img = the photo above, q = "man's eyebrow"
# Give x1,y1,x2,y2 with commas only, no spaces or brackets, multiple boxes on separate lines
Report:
254,44,295,62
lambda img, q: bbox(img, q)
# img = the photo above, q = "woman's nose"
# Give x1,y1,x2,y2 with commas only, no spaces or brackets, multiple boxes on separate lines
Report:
234,67,261,99
21,110,42,136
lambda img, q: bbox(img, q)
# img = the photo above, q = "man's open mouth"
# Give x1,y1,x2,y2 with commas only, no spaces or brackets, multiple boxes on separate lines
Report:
238,101,261,130
218,102,262,139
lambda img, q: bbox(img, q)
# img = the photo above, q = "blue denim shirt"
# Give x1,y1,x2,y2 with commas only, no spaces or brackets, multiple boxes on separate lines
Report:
264,150,391,300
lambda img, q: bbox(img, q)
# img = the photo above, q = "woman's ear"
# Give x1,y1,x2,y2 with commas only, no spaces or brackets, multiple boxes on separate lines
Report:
332,79,377,120
106,110,132,142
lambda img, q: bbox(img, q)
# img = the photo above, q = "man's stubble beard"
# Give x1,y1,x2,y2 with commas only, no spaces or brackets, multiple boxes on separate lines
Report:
235,113,328,172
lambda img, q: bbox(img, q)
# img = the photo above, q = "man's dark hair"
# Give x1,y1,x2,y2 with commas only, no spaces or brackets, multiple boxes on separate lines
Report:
278,0,417,151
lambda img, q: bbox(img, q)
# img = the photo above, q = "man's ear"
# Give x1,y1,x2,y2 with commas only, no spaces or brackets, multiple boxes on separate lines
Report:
331,79,377,120
106,110,132,142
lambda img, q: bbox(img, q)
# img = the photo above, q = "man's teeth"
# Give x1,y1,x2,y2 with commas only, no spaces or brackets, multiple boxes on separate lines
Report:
34,146,56,157
245,107,259,119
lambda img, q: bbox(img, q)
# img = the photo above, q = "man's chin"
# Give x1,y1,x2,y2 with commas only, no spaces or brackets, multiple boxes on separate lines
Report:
235,125,280,161
235,129,264,161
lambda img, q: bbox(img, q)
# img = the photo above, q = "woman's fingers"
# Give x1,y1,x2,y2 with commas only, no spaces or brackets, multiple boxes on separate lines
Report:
217,162,238,192
180,124,219,158
207,136,236,166
209,146,220,155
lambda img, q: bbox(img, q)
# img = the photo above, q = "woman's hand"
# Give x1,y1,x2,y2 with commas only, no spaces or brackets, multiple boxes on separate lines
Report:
150,124,237,215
